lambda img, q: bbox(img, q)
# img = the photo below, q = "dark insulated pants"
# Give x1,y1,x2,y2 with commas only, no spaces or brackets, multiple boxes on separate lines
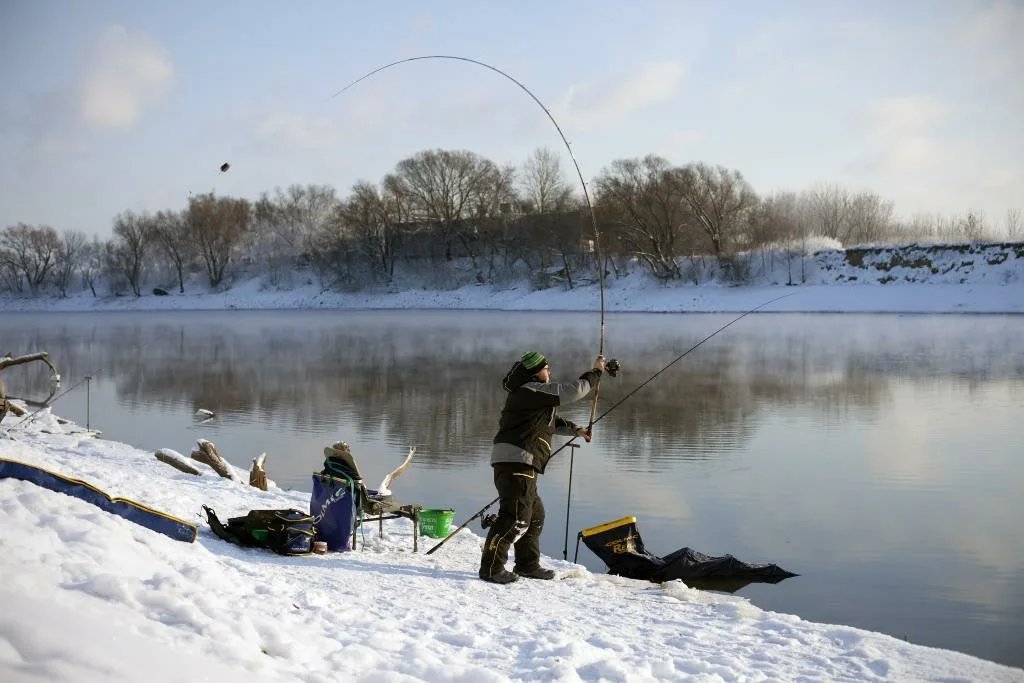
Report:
479,464,545,578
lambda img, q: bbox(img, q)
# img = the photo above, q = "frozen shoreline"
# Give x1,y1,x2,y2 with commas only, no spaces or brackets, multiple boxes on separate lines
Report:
2,279,1023,315
2,408,1021,682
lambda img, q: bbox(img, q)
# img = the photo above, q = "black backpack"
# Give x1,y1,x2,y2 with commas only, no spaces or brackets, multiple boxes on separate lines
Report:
203,505,315,555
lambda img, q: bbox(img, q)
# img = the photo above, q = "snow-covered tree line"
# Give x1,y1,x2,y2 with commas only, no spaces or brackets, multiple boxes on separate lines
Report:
1,148,1020,297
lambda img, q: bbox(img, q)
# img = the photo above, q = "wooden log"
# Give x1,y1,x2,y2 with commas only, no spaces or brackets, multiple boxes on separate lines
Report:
155,448,202,476
0,352,56,374
249,452,268,491
190,439,240,481
5,401,27,418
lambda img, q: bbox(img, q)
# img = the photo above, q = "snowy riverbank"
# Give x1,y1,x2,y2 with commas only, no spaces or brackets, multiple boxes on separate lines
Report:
1,274,1023,316
1,408,1021,682
2,243,1023,315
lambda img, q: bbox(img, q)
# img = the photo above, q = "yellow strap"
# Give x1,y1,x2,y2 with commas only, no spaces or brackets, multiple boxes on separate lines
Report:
580,516,636,538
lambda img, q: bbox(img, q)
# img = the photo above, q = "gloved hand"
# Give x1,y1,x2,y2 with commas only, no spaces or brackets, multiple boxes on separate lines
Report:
594,355,606,372
575,426,592,443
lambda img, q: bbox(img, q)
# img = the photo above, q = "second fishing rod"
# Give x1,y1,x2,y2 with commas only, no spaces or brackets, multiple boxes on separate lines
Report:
425,293,794,556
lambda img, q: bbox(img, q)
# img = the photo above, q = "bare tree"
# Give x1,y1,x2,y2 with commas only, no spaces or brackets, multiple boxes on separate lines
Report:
955,211,988,242
0,254,18,293
108,212,153,297
845,192,895,245
808,184,853,243
1006,208,1022,240
897,213,939,243
246,194,290,285
51,230,87,297
594,155,690,280
0,223,60,295
187,193,250,288
268,184,341,259
151,210,195,293
519,147,575,213
342,179,408,281
79,236,104,297
392,149,510,263
675,163,759,257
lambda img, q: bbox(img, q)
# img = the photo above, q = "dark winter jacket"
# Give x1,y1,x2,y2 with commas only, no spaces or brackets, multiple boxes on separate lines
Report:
490,362,602,474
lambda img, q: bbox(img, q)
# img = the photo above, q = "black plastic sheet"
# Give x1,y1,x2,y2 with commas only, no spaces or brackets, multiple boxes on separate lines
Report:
581,517,796,591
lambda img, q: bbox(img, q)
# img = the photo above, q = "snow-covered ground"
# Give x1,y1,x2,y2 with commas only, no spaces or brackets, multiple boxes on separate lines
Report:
2,408,1021,682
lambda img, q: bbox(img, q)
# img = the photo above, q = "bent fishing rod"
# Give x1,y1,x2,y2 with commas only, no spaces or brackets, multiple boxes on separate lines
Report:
426,292,795,556
331,55,607,374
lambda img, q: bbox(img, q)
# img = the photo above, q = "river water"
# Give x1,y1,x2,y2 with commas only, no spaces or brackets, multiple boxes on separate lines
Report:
2,309,1022,667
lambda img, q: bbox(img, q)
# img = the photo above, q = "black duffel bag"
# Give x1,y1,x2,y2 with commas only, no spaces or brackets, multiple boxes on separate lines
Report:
203,505,314,555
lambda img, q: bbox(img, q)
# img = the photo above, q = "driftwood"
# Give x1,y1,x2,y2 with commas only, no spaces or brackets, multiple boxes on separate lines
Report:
378,446,416,495
249,452,268,491
1,352,60,423
155,448,202,476
190,439,240,481
4,402,27,418
0,352,58,375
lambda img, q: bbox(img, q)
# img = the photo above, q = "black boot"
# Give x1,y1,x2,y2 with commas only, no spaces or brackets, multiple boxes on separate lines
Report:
514,566,556,580
480,569,519,584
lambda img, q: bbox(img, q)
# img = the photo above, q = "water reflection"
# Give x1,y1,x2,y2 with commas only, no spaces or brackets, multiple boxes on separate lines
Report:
1,310,1022,667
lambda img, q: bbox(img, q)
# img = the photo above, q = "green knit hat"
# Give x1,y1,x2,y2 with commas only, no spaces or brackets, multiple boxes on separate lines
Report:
521,351,547,371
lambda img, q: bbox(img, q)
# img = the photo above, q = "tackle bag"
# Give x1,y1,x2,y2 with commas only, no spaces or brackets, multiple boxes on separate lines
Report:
310,473,356,551
203,506,315,555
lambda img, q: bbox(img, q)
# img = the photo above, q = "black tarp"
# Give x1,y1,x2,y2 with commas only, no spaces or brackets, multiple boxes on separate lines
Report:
580,516,796,591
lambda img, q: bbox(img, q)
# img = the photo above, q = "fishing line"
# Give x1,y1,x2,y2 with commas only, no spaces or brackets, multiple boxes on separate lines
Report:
427,292,795,556
5,376,91,432
589,293,794,428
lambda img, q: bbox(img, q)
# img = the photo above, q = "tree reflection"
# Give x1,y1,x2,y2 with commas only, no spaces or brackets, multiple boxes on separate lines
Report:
4,311,1022,474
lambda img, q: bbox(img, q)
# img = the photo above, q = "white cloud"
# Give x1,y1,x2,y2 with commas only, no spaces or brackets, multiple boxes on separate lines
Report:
78,25,174,128
958,0,1024,90
858,96,950,174
848,94,1022,221
557,61,686,131
863,96,948,140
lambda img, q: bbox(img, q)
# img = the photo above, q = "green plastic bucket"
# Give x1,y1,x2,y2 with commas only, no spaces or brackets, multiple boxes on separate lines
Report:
419,509,455,538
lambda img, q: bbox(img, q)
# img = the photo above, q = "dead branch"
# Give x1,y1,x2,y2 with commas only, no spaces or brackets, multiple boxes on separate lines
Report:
249,452,268,491
1,352,60,423
2,400,26,417
155,448,202,476
378,446,416,494
190,439,240,482
0,352,57,374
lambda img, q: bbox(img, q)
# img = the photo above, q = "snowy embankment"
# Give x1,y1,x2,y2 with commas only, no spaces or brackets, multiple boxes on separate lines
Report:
2,407,1020,682
1,242,1022,314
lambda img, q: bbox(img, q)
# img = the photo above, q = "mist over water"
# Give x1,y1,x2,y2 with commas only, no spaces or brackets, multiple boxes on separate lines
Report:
2,309,1022,667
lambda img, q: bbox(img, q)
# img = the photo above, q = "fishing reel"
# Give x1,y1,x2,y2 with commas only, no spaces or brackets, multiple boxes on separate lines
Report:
481,513,497,529
605,358,620,378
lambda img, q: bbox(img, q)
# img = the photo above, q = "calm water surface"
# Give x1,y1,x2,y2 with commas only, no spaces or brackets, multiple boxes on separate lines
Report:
1,309,1022,667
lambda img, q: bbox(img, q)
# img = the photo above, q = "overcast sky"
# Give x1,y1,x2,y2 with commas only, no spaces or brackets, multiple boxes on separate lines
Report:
1,0,1021,238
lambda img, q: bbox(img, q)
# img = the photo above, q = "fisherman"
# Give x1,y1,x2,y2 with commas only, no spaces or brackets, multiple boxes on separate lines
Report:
479,351,605,584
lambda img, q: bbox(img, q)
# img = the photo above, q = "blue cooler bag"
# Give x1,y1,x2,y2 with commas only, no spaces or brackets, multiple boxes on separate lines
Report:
310,473,356,551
